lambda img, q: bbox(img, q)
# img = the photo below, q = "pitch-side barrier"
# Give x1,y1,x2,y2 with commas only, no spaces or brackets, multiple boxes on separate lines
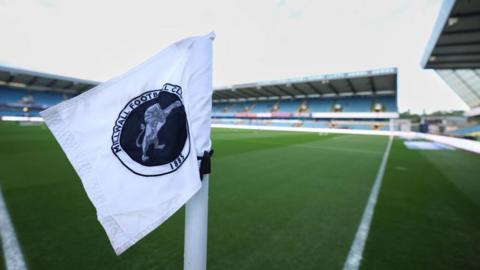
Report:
212,124,480,155
0,116,44,122
1,118,479,155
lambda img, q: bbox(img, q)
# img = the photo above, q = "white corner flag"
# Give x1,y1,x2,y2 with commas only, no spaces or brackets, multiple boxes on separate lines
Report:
40,32,215,256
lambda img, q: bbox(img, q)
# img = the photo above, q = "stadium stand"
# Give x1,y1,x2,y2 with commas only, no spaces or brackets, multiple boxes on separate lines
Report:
31,91,65,106
212,68,398,131
448,124,480,137
277,99,303,113
0,87,68,116
1,65,398,132
251,100,276,113
0,65,97,117
0,86,28,104
422,0,480,138
307,98,333,112
212,95,397,114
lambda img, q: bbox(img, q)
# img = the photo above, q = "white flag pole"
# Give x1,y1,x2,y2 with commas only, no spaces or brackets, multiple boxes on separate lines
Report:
184,175,209,270
184,32,215,270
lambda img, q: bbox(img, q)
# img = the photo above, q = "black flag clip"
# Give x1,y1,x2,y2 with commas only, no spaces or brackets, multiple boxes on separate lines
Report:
198,149,214,180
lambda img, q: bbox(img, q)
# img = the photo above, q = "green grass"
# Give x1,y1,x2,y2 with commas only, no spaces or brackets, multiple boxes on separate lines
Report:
361,139,480,270
0,122,479,269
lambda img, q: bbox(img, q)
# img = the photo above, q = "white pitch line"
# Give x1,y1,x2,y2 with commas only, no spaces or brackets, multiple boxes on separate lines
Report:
343,136,393,270
0,185,27,270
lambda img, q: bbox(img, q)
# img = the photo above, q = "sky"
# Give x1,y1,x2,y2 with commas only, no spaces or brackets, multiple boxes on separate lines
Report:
0,0,470,113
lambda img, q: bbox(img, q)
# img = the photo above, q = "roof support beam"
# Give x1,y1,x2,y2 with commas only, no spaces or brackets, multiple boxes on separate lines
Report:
345,78,357,94
325,82,339,95
5,74,14,84
214,91,236,99
63,82,74,90
213,91,231,99
220,91,236,99
272,85,295,97
258,86,281,98
451,11,480,18
80,84,93,92
443,28,480,36
235,88,262,98
228,90,250,99
368,76,377,94
248,87,270,98
26,76,38,86
306,82,323,96
289,84,308,95
429,59,480,65
46,79,58,87
437,41,480,47
432,51,480,56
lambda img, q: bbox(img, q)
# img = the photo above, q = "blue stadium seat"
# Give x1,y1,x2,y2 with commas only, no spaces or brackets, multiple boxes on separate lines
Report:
0,86,28,104
449,124,480,136
0,86,66,108
374,96,397,112
278,99,302,112
307,98,333,112
232,101,254,112
250,100,275,112
211,95,397,114
336,96,372,112
212,103,228,113
31,91,64,106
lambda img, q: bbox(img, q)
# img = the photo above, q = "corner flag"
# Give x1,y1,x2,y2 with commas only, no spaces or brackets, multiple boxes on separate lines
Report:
40,32,215,255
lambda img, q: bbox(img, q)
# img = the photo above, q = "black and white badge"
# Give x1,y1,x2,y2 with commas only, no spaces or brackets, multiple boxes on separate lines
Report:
111,83,190,176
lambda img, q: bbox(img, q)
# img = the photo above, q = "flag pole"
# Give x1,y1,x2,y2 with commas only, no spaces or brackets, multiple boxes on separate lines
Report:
184,175,209,270
184,32,215,270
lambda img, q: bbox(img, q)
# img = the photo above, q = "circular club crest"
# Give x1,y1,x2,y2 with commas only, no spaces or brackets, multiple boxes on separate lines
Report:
111,83,190,176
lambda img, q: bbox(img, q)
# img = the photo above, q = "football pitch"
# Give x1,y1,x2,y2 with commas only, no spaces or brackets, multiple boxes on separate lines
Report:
0,122,479,270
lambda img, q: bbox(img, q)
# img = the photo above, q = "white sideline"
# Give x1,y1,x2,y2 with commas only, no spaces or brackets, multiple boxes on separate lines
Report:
342,136,393,270
212,124,480,154
0,185,27,270
212,123,397,136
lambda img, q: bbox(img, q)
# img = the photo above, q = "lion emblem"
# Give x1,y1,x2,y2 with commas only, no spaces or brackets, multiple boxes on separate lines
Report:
136,100,182,161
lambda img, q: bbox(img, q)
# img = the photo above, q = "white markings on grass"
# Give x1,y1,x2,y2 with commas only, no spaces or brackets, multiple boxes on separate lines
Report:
0,185,27,270
343,136,393,270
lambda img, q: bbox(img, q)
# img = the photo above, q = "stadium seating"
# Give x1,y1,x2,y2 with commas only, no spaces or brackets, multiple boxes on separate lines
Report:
212,103,227,113
0,86,28,104
212,101,254,113
2,85,398,127
374,96,397,112
0,86,66,116
233,101,254,112
212,95,396,114
278,99,302,112
338,96,372,112
307,98,333,112
449,124,480,136
250,100,275,112
31,91,65,106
